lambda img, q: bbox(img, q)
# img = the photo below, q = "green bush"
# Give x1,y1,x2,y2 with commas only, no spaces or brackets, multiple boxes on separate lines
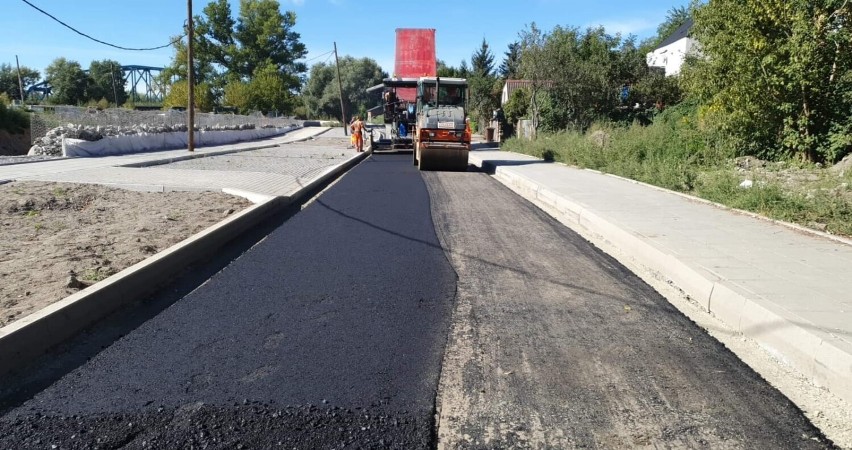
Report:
504,100,852,237
0,100,29,134
502,102,726,191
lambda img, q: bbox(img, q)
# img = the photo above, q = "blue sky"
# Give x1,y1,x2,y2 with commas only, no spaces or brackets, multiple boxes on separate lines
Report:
4,0,689,81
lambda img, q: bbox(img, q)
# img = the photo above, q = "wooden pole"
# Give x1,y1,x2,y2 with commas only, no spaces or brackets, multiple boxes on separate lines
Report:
187,0,195,152
110,62,119,107
334,41,347,135
15,55,25,103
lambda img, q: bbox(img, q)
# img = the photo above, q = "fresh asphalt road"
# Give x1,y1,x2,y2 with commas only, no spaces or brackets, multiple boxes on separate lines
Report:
0,154,457,449
0,152,837,449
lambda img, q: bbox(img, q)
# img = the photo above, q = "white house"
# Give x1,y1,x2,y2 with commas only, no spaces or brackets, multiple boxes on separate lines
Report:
646,18,697,76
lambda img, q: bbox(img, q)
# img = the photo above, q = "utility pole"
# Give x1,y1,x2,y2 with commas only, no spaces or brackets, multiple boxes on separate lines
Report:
334,41,347,135
15,55,25,103
110,62,119,107
187,0,195,152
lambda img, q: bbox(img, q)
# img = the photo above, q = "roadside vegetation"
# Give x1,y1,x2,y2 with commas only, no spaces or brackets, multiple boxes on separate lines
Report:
500,101,852,237
0,93,29,134
440,0,852,237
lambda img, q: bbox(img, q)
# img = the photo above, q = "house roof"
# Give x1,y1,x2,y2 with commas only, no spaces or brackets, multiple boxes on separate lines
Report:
654,18,694,50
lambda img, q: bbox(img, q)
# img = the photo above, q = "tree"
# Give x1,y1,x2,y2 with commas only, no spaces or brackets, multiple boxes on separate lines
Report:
0,63,40,101
233,0,306,80
468,39,499,130
683,0,852,162
164,0,307,107
163,80,215,112
502,83,530,137
87,60,127,106
437,59,469,78
302,56,385,120
471,38,495,77
45,58,88,105
518,23,550,134
517,22,672,132
653,6,692,49
499,42,521,79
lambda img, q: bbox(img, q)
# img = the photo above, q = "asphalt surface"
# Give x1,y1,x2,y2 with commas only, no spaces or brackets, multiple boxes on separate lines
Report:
0,154,457,449
0,150,838,449
424,170,835,449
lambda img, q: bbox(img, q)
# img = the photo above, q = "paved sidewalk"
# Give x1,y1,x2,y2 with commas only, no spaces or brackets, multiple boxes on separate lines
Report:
0,127,342,199
469,148,852,406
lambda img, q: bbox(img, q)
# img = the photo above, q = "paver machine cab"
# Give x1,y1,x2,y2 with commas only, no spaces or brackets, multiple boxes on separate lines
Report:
413,77,471,171
368,77,419,150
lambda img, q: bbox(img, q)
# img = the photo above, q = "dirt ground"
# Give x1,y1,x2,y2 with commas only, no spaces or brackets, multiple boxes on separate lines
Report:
0,181,252,327
0,129,31,156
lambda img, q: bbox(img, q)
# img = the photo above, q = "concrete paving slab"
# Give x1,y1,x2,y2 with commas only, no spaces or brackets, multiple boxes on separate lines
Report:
469,148,852,406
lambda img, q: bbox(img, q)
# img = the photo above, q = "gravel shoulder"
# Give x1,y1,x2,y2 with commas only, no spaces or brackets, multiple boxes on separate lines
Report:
0,181,252,327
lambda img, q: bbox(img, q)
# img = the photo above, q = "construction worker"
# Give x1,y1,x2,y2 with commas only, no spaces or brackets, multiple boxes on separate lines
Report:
350,115,366,152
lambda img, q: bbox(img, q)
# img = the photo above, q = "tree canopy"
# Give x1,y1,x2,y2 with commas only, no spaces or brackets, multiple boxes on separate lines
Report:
683,0,852,162
499,42,521,79
302,56,385,120
163,0,307,114
516,24,677,132
87,60,127,106
0,64,40,101
45,58,88,106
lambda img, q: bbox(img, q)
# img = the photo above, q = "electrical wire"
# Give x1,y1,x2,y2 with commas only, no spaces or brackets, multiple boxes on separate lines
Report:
20,0,185,51
302,50,334,64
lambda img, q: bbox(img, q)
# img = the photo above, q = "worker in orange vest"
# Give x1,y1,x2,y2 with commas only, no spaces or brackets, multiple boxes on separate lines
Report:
350,116,366,152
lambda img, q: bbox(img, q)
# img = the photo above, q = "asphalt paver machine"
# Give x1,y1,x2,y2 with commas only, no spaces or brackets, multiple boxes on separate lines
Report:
368,77,419,151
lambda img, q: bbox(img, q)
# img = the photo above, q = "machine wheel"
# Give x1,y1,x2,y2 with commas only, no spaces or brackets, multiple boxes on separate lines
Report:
413,142,419,166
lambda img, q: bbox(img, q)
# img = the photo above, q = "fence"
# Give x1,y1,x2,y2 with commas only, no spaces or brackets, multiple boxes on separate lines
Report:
30,106,299,144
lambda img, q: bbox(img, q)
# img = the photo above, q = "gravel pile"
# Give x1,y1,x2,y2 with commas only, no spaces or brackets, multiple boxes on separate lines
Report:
28,123,272,157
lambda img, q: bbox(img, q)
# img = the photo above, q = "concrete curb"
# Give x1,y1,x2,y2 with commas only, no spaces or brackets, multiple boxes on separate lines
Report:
469,153,852,406
0,149,369,377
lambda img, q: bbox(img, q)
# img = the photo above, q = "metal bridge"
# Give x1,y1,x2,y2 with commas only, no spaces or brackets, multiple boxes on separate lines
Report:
26,65,167,103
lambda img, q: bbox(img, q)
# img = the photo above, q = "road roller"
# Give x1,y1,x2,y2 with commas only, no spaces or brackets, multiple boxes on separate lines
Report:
412,77,471,171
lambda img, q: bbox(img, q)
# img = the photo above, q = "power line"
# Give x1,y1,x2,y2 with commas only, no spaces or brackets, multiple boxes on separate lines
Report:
302,50,334,64
20,0,185,51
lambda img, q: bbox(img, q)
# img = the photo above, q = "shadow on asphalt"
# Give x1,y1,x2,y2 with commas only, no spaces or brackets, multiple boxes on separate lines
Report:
0,178,338,414
313,179,651,308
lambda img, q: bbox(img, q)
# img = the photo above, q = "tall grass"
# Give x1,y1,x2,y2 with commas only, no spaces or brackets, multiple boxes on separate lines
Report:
502,104,852,237
0,99,29,134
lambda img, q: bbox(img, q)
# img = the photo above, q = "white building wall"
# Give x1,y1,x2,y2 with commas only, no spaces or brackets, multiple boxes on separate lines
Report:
646,38,696,76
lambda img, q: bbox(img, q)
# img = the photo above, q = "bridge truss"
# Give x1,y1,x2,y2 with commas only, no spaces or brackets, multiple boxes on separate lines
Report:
26,65,168,104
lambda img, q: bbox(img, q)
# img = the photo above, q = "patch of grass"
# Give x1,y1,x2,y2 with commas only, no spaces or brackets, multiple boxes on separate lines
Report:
0,101,29,134
81,267,114,282
52,187,68,198
23,210,39,218
504,105,852,237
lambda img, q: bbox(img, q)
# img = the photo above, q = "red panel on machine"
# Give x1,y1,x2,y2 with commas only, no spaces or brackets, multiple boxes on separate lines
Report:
394,28,436,101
